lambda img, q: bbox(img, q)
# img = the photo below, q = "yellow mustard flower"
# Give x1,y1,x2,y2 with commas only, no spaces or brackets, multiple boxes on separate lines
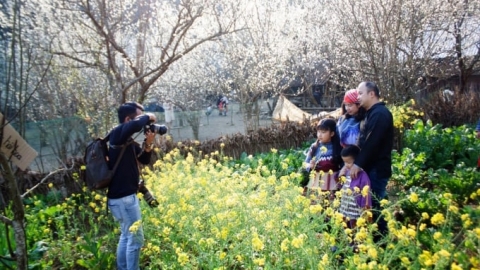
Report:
320,254,329,266
129,220,142,233
356,217,367,227
419,250,433,267
252,235,264,251
474,228,480,238
280,239,289,252
177,252,189,266
438,249,450,257
361,186,370,197
219,252,226,260
451,262,462,270
409,192,419,203
448,205,459,214
431,213,445,226
380,199,389,207
368,247,378,259
400,257,410,265
253,257,265,266
291,234,305,248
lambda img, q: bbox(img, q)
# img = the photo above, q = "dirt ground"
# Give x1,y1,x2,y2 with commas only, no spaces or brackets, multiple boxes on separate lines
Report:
165,101,275,142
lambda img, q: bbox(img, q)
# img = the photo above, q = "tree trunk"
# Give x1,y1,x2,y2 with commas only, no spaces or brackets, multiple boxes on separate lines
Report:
186,112,201,140
0,154,27,269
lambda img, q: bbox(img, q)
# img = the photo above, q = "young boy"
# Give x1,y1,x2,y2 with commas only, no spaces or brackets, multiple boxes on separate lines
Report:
338,145,372,229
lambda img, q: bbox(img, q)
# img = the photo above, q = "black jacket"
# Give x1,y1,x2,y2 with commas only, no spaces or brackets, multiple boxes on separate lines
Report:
355,102,394,179
107,115,152,199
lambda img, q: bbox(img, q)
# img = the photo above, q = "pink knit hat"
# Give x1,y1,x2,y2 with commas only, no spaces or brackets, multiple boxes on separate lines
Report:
343,89,359,104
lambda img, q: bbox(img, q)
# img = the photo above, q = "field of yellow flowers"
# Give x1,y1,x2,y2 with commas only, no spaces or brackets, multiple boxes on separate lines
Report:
1,103,479,269
9,143,478,269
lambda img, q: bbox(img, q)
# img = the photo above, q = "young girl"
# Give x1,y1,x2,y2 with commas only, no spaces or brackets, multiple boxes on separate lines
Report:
338,145,372,229
304,118,342,199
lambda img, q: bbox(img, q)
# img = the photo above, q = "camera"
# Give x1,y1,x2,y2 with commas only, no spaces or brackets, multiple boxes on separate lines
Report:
138,180,159,208
144,121,168,135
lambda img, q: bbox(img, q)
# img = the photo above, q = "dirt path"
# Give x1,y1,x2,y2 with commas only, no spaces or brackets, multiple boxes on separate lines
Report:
166,101,275,142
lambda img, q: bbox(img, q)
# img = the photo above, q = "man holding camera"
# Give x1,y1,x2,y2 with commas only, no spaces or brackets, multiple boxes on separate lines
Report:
107,101,156,270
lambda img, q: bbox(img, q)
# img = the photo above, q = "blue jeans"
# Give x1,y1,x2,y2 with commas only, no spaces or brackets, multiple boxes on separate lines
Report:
108,194,144,270
366,169,389,238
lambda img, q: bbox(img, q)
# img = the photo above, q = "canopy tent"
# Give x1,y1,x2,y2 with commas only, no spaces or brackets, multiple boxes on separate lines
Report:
272,95,342,123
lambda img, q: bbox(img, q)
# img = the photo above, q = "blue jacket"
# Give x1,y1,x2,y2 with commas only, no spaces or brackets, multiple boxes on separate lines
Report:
476,119,480,131
107,115,152,199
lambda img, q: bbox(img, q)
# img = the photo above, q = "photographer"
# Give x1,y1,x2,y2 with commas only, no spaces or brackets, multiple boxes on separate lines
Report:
107,102,156,270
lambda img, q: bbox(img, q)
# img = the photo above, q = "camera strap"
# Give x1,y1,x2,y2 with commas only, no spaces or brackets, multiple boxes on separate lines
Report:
104,128,139,175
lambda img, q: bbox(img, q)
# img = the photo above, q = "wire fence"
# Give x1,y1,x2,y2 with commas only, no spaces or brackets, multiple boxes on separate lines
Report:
11,117,90,172
10,101,275,172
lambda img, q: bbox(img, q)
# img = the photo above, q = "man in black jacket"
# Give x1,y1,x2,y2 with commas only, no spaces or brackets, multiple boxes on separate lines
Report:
349,81,394,238
107,102,156,270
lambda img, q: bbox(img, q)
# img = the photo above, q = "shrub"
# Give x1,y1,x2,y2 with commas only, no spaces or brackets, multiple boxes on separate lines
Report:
402,120,479,170
416,90,480,128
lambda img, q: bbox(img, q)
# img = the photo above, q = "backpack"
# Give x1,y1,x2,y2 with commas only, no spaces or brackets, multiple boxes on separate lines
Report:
84,133,129,190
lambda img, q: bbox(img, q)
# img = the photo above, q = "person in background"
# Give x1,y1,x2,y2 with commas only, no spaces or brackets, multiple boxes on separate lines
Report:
217,95,224,115
338,144,372,229
303,118,342,202
219,95,229,116
107,102,156,270
348,81,394,240
205,103,213,116
164,100,175,133
337,89,366,147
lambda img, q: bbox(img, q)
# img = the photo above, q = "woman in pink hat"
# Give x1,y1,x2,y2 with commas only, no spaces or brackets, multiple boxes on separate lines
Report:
337,89,365,147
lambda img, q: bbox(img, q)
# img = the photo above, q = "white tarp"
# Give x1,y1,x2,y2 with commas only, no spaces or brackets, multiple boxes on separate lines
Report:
272,95,314,123
272,95,342,123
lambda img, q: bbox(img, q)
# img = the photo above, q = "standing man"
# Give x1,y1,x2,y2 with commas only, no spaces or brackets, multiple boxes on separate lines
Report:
107,102,156,270
349,81,394,238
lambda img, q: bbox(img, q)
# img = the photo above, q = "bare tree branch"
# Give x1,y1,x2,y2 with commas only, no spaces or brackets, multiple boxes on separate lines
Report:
21,162,74,199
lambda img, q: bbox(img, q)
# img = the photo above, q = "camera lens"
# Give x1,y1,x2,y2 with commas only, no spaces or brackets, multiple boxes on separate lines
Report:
152,124,168,135
138,183,159,208
145,123,168,135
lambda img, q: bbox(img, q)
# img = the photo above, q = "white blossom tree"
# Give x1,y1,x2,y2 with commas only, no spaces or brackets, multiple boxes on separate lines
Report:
321,0,480,101
0,0,54,267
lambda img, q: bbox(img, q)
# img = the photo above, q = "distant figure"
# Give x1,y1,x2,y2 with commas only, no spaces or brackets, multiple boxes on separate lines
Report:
217,95,229,116
206,104,213,116
164,101,175,132
313,90,322,105
442,89,454,102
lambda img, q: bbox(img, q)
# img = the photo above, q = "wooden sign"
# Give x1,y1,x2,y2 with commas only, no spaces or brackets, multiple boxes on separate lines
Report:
0,113,38,171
